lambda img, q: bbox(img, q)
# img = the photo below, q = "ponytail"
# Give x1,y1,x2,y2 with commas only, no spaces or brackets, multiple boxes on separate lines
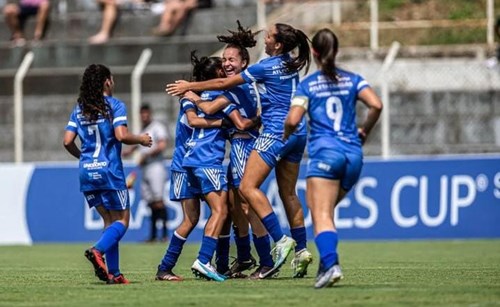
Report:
311,28,339,82
274,23,311,74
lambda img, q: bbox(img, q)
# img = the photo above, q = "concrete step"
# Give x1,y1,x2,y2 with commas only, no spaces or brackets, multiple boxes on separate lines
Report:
0,36,223,70
0,5,257,41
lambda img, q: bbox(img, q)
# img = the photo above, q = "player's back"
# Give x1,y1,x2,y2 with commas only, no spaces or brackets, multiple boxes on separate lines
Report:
69,96,127,191
298,69,368,155
183,90,233,168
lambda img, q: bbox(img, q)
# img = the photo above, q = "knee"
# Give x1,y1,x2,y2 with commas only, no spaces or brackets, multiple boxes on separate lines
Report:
212,203,228,221
39,1,50,11
239,182,252,200
183,213,199,230
3,4,18,16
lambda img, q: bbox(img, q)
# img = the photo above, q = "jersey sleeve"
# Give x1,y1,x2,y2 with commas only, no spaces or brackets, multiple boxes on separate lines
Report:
355,75,370,94
290,81,310,110
179,97,196,114
221,89,237,104
111,100,128,128
65,108,78,132
242,62,266,84
221,103,238,117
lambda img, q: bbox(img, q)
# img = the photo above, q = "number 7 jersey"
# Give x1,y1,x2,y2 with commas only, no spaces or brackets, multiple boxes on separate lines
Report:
65,96,128,192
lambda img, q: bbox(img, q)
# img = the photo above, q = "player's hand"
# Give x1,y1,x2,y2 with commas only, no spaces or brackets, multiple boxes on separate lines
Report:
358,127,367,145
166,80,189,96
183,90,200,102
141,133,153,147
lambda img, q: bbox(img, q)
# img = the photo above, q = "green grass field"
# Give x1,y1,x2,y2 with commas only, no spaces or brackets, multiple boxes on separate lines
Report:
1,240,499,306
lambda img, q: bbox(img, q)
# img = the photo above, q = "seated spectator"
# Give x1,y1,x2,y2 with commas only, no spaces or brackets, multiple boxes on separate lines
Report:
3,0,51,46
88,0,118,45
152,0,211,37
89,0,155,45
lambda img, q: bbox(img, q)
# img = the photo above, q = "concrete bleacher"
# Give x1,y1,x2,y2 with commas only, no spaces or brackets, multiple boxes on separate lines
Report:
0,0,258,162
0,0,499,162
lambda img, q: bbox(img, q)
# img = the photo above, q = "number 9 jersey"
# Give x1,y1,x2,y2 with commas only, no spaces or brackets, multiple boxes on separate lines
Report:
65,96,128,192
292,68,370,158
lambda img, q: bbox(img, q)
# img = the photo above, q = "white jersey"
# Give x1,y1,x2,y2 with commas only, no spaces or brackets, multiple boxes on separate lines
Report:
139,120,168,165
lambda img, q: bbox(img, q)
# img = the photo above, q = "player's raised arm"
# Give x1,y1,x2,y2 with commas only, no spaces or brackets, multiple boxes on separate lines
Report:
165,74,245,96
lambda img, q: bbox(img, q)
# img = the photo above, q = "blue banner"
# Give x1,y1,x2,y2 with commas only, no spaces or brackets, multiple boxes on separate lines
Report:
22,156,500,243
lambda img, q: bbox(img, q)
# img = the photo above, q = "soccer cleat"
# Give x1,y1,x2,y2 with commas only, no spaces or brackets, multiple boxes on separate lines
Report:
314,264,343,289
106,273,130,284
155,268,183,281
248,265,280,280
271,235,296,271
191,259,226,282
291,248,313,278
84,248,108,282
228,255,257,277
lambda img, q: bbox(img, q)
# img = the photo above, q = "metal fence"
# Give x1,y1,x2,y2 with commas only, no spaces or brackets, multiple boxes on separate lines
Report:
1,0,499,162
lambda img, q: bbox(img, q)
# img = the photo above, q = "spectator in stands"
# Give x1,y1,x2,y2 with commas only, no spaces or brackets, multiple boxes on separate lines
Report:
3,0,51,46
88,0,118,45
152,0,211,37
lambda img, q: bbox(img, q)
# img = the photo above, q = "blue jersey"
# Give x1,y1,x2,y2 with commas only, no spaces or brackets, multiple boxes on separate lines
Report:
292,69,370,157
182,90,236,168
170,98,196,172
241,54,306,137
65,96,128,192
221,83,259,138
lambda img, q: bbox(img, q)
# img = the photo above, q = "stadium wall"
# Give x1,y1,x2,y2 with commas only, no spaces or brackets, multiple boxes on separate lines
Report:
1,155,499,245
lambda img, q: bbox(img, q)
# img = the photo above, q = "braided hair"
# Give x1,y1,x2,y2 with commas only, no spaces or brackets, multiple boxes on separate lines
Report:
217,20,260,68
190,50,223,82
78,64,112,122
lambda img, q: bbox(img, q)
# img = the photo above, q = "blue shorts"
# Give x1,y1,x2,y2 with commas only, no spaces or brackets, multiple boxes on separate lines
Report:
254,133,306,168
187,166,228,195
228,137,255,188
307,148,363,191
84,189,130,211
169,170,201,201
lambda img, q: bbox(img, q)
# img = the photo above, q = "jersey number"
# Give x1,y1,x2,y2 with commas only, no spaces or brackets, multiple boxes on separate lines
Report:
87,125,102,158
326,96,343,132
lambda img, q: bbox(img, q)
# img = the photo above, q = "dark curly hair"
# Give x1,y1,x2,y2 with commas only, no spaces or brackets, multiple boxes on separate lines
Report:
190,50,223,82
77,64,112,122
217,20,259,68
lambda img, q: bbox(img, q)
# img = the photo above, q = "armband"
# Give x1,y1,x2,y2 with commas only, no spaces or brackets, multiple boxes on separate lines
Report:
291,96,309,110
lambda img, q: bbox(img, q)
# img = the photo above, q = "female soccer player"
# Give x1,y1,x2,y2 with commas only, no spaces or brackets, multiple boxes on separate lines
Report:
63,64,152,284
183,21,277,279
284,28,383,288
166,23,313,277
155,76,225,282
160,51,256,282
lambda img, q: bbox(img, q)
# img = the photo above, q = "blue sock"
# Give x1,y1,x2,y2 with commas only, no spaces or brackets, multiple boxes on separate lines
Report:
94,221,127,253
253,234,273,267
291,227,307,252
315,231,338,269
215,235,230,273
235,234,251,262
159,231,186,271
261,212,284,242
106,242,120,276
197,236,218,264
